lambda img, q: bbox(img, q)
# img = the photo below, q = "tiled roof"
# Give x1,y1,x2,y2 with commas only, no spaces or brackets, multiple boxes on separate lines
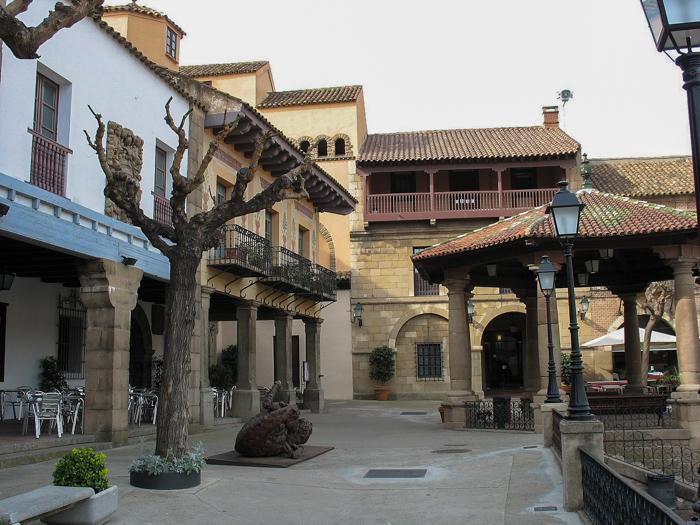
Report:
258,85,363,109
358,127,580,165
180,62,268,78
103,3,185,35
591,156,694,197
413,190,697,261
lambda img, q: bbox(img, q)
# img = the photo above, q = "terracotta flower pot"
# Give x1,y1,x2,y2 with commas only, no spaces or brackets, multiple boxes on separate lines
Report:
374,385,391,401
561,385,571,394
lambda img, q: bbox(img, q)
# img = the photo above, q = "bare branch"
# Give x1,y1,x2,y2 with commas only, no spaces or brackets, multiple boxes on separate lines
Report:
230,130,273,204
0,0,104,59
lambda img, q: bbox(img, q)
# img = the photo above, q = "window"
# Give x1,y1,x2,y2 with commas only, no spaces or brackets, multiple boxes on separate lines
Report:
0,303,6,382
390,173,417,194
154,147,167,197
413,247,439,296
299,140,310,153
449,170,480,192
34,74,59,140
334,138,346,156
57,293,86,379
298,227,307,257
510,168,537,190
416,343,443,380
216,181,227,205
317,139,328,158
265,210,273,242
166,27,178,59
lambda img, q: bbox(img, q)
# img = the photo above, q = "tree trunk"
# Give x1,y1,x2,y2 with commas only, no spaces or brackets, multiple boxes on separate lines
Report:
155,250,200,458
641,316,658,379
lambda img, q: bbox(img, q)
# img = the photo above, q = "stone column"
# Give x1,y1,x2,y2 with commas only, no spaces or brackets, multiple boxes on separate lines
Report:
621,292,643,393
522,293,540,399
560,418,604,511
672,260,700,395
199,286,215,426
274,313,295,405
303,318,324,413
208,321,218,366
231,302,260,418
79,259,142,446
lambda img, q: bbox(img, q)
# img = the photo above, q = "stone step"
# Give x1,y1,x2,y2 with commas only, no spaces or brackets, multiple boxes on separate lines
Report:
0,432,98,457
0,441,111,469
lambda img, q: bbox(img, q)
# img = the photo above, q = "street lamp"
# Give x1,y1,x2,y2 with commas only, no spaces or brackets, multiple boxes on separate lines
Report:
536,255,562,404
466,299,475,324
546,181,593,420
640,1,700,232
352,303,363,327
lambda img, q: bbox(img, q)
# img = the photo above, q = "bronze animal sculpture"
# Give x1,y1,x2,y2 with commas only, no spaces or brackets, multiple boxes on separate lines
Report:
234,381,312,458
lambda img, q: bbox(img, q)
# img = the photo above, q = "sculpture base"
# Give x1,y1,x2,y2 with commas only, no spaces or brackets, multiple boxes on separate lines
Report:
206,445,334,468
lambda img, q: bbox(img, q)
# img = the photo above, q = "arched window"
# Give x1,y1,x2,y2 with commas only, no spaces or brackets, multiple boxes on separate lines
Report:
317,139,328,158
299,140,310,153
334,138,346,156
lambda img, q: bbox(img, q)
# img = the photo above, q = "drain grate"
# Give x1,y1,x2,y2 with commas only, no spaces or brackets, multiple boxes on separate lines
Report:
444,443,469,447
432,449,471,454
523,445,538,449
400,411,427,415
364,469,427,479
534,506,558,512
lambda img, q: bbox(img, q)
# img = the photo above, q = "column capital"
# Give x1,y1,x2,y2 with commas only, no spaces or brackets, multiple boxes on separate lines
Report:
274,311,294,321
201,285,216,298
444,276,472,293
303,317,324,326
79,258,142,311
238,301,261,312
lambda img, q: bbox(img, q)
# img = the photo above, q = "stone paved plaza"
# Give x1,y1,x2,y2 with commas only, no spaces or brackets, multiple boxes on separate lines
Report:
0,401,581,525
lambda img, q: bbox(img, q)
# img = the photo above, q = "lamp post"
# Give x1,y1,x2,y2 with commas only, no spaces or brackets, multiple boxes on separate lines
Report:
536,255,562,404
546,181,593,420
640,1,700,233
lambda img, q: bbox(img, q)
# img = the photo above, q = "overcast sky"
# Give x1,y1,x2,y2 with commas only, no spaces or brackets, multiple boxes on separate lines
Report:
108,0,692,159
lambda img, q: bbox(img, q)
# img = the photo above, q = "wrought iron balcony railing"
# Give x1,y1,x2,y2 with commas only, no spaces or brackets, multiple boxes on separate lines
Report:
304,263,337,301
29,129,72,196
208,224,271,277
263,247,314,293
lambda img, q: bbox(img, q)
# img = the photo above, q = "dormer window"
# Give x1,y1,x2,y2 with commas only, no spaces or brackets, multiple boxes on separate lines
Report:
166,27,177,59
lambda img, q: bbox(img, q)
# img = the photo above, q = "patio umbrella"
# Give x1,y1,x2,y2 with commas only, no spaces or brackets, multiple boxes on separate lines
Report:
582,328,676,348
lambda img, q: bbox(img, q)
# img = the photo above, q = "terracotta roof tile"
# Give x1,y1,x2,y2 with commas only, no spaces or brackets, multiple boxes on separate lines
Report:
258,85,362,109
413,190,697,261
180,62,268,78
359,127,580,166
103,3,185,35
591,156,693,197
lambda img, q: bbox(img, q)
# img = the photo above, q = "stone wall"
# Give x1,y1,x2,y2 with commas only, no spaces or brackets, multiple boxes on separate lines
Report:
104,121,143,222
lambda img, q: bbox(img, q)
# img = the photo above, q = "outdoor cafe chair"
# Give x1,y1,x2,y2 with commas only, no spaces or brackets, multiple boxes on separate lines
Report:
30,392,64,439
61,393,84,435
3,386,33,421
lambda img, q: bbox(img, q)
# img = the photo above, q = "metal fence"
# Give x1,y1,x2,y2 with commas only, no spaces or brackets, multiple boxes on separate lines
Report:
465,398,534,431
604,428,700,486
581,448,684,525
596,406,672,430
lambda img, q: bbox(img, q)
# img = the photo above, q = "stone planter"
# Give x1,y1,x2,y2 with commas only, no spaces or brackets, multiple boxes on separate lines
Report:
374,385,390,401
43,485,118,525
130,470,201,490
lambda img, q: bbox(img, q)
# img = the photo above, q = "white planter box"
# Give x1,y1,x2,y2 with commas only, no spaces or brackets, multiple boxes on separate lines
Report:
43,485,118,525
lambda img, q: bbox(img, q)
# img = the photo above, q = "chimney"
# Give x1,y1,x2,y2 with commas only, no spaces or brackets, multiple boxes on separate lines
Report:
542,106,559,129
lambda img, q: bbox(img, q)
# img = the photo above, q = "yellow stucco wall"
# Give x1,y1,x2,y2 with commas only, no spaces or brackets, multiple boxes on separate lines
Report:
191,65,274,107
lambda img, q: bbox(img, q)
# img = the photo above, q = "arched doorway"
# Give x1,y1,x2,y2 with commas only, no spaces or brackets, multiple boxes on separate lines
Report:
481,312,526,391
129,304,153,388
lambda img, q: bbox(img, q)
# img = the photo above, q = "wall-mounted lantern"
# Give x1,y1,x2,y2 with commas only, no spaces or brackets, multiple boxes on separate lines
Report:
466,299,475,324
352,302,364,327
0,269,15,291
579,295,591,320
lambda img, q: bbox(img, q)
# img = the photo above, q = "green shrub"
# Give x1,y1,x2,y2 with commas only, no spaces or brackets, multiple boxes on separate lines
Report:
209,345,237,389
561,352,571,386
39,356,68,392
53,448,109,493
659,368,680,388
369,346,395,384
129,443,206,476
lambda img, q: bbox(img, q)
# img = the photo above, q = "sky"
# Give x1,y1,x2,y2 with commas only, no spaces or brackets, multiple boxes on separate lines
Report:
107,0,693,159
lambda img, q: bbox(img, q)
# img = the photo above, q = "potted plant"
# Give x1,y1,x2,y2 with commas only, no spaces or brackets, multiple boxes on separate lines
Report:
560,351,571,394
39,356,68,392
129,442,205,490
369,346,395,401
44,448,118,525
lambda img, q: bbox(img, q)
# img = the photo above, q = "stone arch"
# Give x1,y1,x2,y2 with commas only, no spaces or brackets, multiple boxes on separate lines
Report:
474,304,526,339
318,222,336,271
388,307,448,349
480,308,527,390
129,303,154,388
331,133,353,157
296,135,313,154
608,313,676,332
314,135,331,158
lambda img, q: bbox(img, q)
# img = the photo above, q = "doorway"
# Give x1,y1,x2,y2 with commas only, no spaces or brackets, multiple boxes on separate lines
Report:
129,304,153,388
481,312,526,390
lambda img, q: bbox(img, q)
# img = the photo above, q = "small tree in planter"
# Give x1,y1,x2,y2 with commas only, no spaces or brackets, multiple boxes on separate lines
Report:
369,346,395,401
129,442,206,490
46,448,118,525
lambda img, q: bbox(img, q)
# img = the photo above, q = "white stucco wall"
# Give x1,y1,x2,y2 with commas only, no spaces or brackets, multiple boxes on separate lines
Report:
0,0,188,216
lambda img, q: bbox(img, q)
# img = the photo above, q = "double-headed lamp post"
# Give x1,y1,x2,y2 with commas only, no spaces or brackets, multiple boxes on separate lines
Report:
536,256,562,404
641,1,700,233
546,181,593,420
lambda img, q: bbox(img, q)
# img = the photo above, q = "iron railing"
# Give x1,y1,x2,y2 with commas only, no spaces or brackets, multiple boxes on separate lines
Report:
416,343,443,381
264,246,313,292
581,448,685,525
552,409,563,455
153,193,172,226
595,404,672,430
465,398,534,431
604,429,700,486
57,292,86,380
208,224,271,277
29,129,71,196
414,272,439,296
308,263,336,300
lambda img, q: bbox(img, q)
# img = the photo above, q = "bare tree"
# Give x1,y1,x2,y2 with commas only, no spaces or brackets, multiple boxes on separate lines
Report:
638,281,674,376
0,0,103,59
86,99,311,458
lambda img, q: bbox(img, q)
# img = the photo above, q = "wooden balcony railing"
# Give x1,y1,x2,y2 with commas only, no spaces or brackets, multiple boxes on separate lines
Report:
29,129,72,196
365,187,557,222
153,193,172,226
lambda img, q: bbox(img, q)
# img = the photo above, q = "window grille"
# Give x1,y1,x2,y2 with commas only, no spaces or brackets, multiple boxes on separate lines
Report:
57,291,86,379
416,343,443,380
413,247,439,296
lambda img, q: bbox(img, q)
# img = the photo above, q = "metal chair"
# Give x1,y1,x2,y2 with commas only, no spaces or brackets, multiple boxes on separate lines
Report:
32,392,64,439
62,393,84,434
7,387,33,420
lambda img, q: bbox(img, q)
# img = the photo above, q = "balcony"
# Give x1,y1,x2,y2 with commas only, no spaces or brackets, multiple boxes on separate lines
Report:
153,194,173,227
208,224,271,277
263,247,337,299
29,129,72,196
302,264,337,301
365,188,557,222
